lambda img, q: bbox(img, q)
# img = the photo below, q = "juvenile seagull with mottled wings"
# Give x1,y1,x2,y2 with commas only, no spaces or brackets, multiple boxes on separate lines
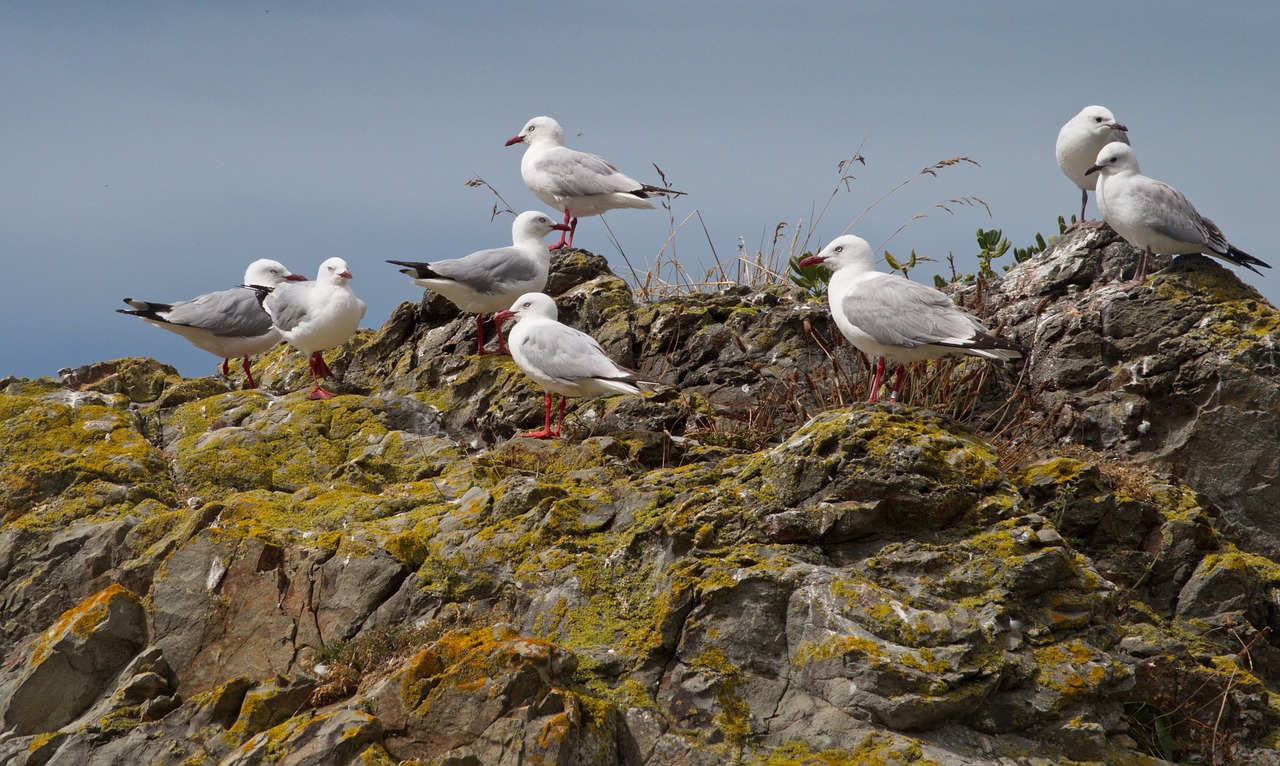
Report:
1087,141,1269,285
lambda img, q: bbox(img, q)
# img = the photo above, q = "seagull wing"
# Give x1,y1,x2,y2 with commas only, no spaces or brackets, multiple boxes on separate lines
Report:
428,247,541,295
841,275,982,348
1132,177,1214,249
263,282,316,333
535,147,645,197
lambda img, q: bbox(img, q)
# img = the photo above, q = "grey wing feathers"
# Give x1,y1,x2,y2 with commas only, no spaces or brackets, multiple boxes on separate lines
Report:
844,277,982,348
430,248,540,293
263,283,314,333
539,149,640,197
1136,179,1214,247
521,325,633,384
126,288,273,338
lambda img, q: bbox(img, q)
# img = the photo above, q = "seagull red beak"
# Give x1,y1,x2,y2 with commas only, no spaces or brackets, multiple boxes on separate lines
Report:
797,255,825,268
551,222,571,232
494,309,515,324
285,273,308,281
339,270,353,279
1112,122,1128,132
504,135,525,147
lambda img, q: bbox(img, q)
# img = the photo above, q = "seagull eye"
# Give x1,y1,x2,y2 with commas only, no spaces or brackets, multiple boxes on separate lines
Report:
834,246,843,253
1094,117,1104,123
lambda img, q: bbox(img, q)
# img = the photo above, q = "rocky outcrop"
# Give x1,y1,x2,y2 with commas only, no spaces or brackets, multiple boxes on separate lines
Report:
983,226,1280,557
0,232,1277,765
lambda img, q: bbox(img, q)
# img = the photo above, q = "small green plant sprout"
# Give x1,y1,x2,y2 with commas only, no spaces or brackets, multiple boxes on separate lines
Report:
973,227,1056,279
975,228,1012,279
789,251,829,298
883,249,927,280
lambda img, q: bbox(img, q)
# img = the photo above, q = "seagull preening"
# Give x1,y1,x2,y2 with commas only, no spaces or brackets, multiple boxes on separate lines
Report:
387,211,569,355
116,259,306,389
504,116,683,250
495,292,669,439
798,235,1026,402
1055,105,1129,225
252,257,367,400
1086,141,1270,285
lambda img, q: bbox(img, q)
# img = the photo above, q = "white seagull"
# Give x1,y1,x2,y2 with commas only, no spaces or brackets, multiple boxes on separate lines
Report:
116,259,306,389
386,211,569,355
1055,105,1130,226
494,292,669,438
798,235,1025,402
504,116,683,250
1086,141,1270,285
253,257,367,400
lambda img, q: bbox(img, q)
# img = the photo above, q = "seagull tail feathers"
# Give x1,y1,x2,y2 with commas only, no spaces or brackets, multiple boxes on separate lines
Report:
1225,244,1270,274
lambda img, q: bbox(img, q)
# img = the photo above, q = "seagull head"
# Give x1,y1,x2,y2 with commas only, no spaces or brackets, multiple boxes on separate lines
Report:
1085,141,1139,178
495,292,559,326
505,116,564,148
1074,105,1128,136
244,259,308,286
797,235,876,273
318,257,354,283
513,210,571,241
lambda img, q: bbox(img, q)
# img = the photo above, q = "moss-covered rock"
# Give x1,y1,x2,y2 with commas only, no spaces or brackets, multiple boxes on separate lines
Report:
3,239,1280,765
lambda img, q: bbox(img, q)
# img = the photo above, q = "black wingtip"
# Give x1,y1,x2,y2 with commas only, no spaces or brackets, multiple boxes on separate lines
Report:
386,260,440,279
1227,245,1271,274
634,184,685,199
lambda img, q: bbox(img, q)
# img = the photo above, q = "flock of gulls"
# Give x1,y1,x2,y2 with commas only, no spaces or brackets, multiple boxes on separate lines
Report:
116,110,1269,437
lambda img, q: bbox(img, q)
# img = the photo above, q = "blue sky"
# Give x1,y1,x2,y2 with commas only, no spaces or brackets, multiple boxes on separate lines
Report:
3,2,1277,379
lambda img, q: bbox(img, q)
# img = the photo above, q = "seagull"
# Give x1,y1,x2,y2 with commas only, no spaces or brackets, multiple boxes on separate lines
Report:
798,235,1026,402
504,116,683,250
1055,105,1129,226
386,211,569,355
116,259,306,389
494,292,669,438
252,257,367,400
1086,141,1270,285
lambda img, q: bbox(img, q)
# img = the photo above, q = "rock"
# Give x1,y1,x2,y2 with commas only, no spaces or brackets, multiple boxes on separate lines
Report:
988,226,1280,557
0,584,147,736
220,708,383,766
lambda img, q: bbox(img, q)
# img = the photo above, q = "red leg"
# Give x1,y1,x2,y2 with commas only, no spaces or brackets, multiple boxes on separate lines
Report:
307,352,336,399
220,358,231,377
867,357,886,402
554,395,566,437
475,313,488,356
565,217,578,248
889,364,908,402
550,209,571,250
241,357,257,389
494,315,511,355
522,393,558,439
311,351,333,378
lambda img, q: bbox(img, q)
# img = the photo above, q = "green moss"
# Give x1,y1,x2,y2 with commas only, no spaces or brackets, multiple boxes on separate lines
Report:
0,393,175,528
